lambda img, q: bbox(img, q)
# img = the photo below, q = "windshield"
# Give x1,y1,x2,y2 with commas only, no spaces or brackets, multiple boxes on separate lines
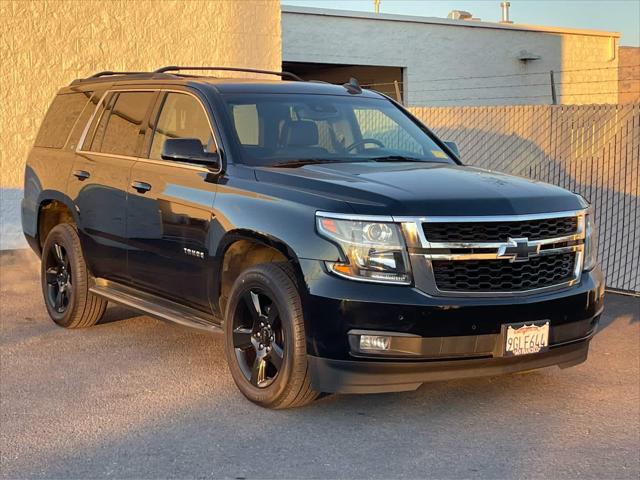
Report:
221,94,454,167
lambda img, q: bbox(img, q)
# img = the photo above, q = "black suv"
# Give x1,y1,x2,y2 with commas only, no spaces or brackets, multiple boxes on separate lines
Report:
22,67,604,408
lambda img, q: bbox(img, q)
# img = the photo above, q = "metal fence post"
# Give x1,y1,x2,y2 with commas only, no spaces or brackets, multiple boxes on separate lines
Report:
394,80,403,105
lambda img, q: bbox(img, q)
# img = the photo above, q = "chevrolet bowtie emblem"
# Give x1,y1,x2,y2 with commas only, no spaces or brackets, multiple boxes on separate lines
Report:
497,237,540,262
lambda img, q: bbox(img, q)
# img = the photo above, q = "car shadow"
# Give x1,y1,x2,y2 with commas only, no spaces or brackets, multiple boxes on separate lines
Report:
98,304,141,324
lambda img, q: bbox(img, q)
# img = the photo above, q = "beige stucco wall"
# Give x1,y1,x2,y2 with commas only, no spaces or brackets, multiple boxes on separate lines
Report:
618,47,640,104
0,0,281,248
558,34,619,105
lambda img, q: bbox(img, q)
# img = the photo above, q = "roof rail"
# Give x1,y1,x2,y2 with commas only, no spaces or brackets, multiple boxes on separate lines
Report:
89,71,150,78
70,70,178,86
154,66,303,81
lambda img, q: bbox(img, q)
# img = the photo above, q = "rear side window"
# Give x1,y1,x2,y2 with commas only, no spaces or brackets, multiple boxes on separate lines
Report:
92,92,155,157
34,92,93,148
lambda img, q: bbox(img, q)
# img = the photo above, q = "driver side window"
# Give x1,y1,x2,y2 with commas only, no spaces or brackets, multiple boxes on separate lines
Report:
354,108,424,155
149,93,216,160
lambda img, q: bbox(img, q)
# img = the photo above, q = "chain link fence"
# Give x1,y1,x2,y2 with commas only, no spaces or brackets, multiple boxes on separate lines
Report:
409,104,639,293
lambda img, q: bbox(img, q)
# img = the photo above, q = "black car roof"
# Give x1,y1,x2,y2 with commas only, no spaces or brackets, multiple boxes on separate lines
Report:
64,71,383,99
197,78,382,97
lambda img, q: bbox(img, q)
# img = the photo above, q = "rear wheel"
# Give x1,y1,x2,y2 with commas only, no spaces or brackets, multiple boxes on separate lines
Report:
224,262,318,409
41,224,107,328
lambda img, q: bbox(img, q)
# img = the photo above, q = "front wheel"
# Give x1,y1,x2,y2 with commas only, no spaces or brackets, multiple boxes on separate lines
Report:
223,263,318,409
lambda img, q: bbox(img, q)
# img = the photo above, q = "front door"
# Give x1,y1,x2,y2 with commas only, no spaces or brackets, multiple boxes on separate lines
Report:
126,91,220,311
69,90,156,282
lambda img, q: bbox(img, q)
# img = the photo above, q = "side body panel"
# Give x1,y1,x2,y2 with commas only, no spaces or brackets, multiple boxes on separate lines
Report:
127,160,217,310
125,87,222,311
67,153,135,281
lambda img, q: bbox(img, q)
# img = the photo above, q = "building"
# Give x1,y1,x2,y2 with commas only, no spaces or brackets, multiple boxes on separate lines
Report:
282,6,621,106
618,47,640,103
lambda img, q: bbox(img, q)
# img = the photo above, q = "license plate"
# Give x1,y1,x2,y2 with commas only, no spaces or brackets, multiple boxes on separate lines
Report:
503,321,550,356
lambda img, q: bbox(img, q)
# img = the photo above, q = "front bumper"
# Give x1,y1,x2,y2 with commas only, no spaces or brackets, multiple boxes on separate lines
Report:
308,335,593,394
297,260,604,392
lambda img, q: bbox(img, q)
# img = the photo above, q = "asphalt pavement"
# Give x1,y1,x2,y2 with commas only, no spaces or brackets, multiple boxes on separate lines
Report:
1,251,638,479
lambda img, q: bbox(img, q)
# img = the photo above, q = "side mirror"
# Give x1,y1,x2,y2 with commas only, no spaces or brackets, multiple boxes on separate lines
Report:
161,138,219,167
444,141,460,159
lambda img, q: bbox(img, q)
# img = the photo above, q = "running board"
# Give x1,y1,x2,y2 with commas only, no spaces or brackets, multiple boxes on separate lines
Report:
89,279,222,333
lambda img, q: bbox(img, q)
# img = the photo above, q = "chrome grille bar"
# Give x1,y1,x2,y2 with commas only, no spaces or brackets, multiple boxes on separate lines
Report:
395,210,587,297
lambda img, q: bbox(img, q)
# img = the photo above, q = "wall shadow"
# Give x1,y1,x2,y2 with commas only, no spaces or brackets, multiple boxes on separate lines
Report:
432,124,639,294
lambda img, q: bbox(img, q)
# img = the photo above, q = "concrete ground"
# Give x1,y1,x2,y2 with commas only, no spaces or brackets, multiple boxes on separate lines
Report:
1,251,639,480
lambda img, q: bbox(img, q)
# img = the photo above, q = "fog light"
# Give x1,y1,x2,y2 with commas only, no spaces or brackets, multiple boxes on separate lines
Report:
359,335,391,351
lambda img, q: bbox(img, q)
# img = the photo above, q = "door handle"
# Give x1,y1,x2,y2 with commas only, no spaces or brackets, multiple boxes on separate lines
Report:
73,170,90,181
131,181,152,193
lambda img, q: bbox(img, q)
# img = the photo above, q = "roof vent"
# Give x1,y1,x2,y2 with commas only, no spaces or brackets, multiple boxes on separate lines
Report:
448,10,473,20
448,10,481,21
500,1,514,23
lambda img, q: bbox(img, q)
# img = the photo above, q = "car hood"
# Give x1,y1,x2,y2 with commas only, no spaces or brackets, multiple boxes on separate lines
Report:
254,162,585,216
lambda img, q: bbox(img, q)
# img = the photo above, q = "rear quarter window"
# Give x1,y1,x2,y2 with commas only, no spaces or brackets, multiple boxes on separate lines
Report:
93,91,155,157
34,92,93,149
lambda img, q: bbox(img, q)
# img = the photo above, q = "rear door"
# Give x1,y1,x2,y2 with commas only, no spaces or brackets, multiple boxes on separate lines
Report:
68,90,157,282
126,90,220,310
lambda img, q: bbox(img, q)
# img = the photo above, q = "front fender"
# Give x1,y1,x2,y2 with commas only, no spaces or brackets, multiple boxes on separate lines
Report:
214,228,300,261
209,173,345,263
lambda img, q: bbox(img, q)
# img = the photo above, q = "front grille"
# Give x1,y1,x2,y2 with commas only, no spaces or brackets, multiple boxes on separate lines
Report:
432,253,576,292
423,216,578,242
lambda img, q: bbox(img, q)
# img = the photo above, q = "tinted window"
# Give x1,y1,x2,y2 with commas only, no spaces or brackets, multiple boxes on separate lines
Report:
65,92,101,151
149,93,215,160
88,93,117,152
34,92,93,148
222,94,452,167
231,104,259,145
354,108,424,156
94,92,154,156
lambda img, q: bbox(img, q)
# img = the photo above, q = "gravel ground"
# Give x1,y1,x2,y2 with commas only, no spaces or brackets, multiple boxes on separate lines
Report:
1,251,639,479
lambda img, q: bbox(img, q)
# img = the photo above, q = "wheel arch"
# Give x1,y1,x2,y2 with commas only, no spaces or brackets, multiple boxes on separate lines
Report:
35,191,79,252
213,229,306,316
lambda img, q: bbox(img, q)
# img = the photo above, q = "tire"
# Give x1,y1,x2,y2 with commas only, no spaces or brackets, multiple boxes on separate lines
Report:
41,223,107,328
223,262,319,409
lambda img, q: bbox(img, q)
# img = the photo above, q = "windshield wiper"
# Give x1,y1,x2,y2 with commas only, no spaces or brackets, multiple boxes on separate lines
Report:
271,159,343,168
270,156,438,168
369,155,426,163
370,155,451,163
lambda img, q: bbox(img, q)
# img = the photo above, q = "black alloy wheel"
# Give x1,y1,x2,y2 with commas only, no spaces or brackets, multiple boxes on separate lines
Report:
40,223,107,328
223,262,318,408
232,289,285,388
44,242,72,314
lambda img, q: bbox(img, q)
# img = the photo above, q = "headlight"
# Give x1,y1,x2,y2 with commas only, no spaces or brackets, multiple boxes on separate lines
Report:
583,208,598,271
316,213,411,284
